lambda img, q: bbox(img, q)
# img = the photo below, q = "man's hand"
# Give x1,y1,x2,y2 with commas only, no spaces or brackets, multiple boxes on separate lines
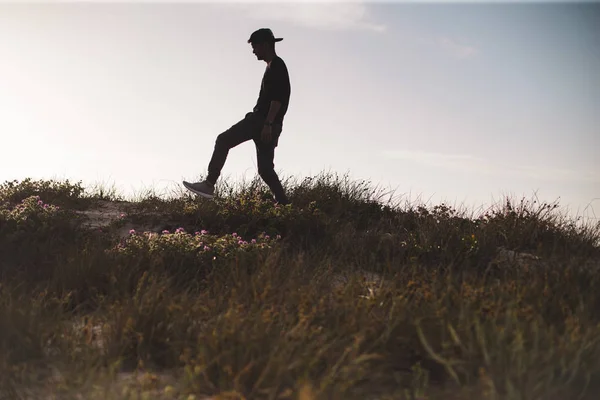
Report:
262,100,281,143
261,124,273,143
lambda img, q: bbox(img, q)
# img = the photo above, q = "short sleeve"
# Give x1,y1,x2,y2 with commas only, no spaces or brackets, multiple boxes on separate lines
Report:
268,59,290,102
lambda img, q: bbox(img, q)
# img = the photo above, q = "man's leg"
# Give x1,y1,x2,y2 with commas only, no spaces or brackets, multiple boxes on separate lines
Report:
206,114,257,184
254,136,289,205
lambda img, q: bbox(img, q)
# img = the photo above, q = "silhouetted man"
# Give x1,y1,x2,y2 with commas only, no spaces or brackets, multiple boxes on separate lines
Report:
183,28,291,205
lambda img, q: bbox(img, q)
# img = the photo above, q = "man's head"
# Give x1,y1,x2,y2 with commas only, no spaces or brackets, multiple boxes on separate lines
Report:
248,28,282,61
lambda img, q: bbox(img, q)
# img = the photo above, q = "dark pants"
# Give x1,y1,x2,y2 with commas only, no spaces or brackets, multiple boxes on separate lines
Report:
207,112,289,205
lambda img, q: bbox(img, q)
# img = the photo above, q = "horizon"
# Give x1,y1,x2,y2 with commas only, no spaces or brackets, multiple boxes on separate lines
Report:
0,1,598,221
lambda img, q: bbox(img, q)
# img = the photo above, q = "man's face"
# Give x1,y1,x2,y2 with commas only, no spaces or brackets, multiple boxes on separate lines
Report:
251,42,268,60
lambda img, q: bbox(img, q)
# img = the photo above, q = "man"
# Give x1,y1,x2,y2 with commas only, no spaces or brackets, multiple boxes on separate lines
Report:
183,28,291,205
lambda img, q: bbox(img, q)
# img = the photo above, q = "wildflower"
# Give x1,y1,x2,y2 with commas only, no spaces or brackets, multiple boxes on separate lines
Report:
162,230,170,234
194,231,200,235
265,235,270,240
37,200,43,205
251,239,256,244
129,229,136,234
164,386,175,396
203,246,211,251
201,230,208,235
175,227,185,234
232,232,237,237
276,234,281,240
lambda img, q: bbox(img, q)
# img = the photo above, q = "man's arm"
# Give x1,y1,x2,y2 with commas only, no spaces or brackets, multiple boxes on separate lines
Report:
265,100,282,124
264,59,289,125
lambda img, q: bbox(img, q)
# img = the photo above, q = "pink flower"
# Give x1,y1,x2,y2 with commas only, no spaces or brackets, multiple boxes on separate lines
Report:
129,229,136,234
201,230,208,235
251,239,257,244
175,227,185,234
264,235,270,240
162,230,170,234
37,200,43,205
203,245,211,251
232,232,237,237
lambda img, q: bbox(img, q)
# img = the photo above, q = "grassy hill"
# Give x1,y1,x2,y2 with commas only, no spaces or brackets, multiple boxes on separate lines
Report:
1,173,599,400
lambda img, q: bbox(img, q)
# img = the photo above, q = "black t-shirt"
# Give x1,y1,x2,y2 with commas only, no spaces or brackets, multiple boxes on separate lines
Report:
252,55,291,124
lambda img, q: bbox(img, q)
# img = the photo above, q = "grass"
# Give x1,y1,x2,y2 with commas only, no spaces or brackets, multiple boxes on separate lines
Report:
0,173,599,400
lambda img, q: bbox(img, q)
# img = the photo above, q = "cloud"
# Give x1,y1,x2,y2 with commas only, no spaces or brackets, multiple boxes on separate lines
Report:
414,34,478,59
382,150,600,184
437,36,478,59
512,165,600,184
223,2,386,33
383,150,486,170
0,0,385,32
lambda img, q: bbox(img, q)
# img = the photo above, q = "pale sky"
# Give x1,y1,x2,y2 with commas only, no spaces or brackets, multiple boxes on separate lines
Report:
0,1,598,220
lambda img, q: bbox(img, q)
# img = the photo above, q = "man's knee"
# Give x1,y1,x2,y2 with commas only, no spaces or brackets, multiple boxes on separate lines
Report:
215,132,231,149
216,117,255,149
258,166,271,177
258,163,276,179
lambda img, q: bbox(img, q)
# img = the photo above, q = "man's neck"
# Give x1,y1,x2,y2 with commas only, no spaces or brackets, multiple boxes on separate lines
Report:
264,52,277,65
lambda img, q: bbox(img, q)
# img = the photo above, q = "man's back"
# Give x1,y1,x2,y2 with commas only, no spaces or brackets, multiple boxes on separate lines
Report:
253,55,291,124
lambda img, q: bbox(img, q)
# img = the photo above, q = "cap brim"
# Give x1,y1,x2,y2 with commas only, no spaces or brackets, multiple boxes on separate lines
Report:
248,38,284,44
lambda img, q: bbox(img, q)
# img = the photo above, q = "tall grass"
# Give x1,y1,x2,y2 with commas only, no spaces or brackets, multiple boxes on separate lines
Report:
0,173,598,400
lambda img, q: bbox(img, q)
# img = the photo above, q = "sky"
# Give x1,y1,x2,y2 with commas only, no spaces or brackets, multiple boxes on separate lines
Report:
0,1,598,221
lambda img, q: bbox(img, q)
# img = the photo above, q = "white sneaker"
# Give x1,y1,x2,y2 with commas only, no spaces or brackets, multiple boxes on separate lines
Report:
183,180,215,199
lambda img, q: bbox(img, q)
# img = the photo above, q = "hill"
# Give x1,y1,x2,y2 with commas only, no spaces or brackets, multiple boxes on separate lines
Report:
1,173,599,400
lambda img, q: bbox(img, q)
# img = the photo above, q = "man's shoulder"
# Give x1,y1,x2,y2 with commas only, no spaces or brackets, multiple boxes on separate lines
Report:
273,56,288,70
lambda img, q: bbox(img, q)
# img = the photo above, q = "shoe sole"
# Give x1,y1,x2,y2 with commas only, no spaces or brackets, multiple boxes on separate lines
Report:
182,181,214,199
